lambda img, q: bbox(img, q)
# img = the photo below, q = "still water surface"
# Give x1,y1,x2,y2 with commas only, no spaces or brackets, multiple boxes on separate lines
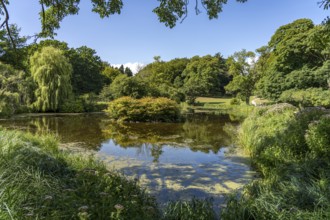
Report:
0,113,254,209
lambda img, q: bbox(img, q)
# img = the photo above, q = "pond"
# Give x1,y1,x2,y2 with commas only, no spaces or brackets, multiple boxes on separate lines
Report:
0,113,254,210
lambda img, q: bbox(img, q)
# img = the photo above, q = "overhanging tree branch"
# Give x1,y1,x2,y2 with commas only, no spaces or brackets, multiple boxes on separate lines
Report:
0,0,16,51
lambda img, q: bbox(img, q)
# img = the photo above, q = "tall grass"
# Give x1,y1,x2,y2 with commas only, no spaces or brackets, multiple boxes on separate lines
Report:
0,129,218,219
0,129,159,219
163,198,216,220
221,104,330,219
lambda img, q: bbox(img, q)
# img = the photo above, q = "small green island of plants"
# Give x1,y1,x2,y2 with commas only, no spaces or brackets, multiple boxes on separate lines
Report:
104,96,181,122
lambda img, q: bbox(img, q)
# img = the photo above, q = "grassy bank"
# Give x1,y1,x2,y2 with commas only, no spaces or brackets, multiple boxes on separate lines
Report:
0,129,217,219
182,97,254,121
0,129,159,219
221,104,330,219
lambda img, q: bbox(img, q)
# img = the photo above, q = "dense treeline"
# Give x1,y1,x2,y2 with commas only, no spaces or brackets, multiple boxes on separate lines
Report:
0,26,134,116
255,19,330,103
1,18,329,118
0,25,232,116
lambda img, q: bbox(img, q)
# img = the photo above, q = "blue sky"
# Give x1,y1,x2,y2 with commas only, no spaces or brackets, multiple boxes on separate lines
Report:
8,0,329,69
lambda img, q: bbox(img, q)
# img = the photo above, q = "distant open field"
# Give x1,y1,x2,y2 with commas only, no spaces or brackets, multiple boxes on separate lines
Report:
195,97,232,105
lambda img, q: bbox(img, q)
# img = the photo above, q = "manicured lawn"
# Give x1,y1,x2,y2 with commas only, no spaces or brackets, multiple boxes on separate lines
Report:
195,97,232,105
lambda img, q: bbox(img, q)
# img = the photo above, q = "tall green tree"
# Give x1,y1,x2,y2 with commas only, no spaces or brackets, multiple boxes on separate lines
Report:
256,19,330,100
225,50,257,104
30,46,72,112
109,74,147,99
27,41,105,95
135,57,190,101
0,24,27,70
124,66,133,77
119,64,124,74
182,55,228,104
68,46,105,95
0,62,24,116
101,64,123,84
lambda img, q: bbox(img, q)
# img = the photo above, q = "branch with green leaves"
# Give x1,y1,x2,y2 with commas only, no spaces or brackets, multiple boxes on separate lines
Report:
0,0,329,45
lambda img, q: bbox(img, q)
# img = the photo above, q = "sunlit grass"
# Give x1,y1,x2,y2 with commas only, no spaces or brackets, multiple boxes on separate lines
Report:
195,97,232,105
0,129,159,219
221,105,330,219
0,128,220,219
182,97,254,121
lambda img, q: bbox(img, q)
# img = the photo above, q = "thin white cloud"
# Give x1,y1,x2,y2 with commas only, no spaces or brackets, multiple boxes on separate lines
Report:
112,62,146,74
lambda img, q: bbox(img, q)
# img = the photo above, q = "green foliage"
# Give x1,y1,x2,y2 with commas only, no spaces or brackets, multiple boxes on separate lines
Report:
27,39,70,58
269,19,316,72
279,88,330,108
60,93,107,113
124,66,133,77
256,20,330,100
0,62,27,117
225,50,257,104
0,129,159,219
230,97,241,105
226,75,254,104
30,46,73,112
221,105,330,219
182,55,229,103
136,57,190,102
153,0,247,28
109,74,147,99
59,99,85,113
118,64,124,73
0,24,28,70
68,46,105,95
27,41,106,96
80,93,104,112
102,65,123,84
222,177,330,220
1,0,330,53
105,96,180,122
306,115,330,158
163,198,216,220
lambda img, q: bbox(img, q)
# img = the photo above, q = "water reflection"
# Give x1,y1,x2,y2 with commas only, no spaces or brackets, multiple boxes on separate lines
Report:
0,113,253,206
101,114,237,157
0,114,107,148
1,113,237,161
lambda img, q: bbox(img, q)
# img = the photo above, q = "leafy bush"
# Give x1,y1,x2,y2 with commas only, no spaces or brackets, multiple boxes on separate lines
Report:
94,102,108,112
59,94,107,113
0,92,20,117
221,105,330,219
80,93,98,112
110,75,147,99
279,88,330,108
59,99,85,113
306,115,330,158
230,97,241,105
105,96,181,122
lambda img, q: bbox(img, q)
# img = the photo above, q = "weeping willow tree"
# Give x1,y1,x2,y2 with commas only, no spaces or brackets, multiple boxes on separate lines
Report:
30,46,72,112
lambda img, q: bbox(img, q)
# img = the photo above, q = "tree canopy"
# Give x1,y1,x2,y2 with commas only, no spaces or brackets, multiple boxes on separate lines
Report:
2,0,328,46
255,19,330,100
30,46,72,112
225,50,256,104
182,55,228,103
